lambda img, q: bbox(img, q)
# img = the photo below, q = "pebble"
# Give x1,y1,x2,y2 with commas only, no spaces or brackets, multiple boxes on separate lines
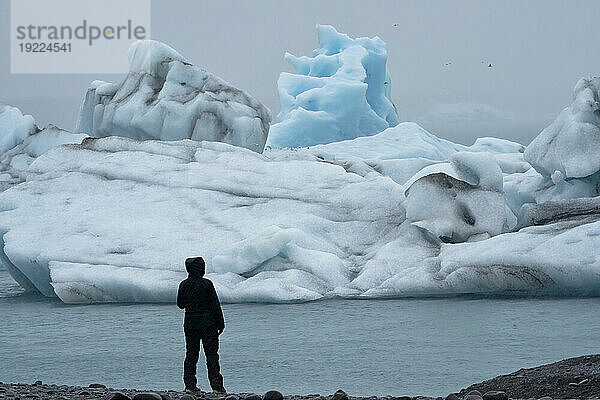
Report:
263,390,283,400
482,391,508,400
331,390,348,400
107,392,132,400
132,393,163,400
89,383,107,389
264,391,284,400
463,391,483,400
0,381,576,400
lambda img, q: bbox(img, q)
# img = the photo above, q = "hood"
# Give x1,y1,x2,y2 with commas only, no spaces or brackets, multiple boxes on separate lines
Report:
185,257,205,277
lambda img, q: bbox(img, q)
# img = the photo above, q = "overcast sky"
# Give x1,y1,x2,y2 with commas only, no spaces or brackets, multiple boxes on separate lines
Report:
1,0,598,145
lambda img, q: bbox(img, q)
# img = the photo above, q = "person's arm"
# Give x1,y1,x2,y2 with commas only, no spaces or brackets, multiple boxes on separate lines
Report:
210,281,225,333
177,281,186,310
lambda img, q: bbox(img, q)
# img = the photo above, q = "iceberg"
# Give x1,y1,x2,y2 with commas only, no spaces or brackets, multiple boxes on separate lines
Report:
75,40,272,153
501,77,600,221
357,214,600,298
0,105,36,154
1,31,599,303
524,77,600,179
0,130,597,304
0,105,88,190
267,25,399,148
0,137,403,302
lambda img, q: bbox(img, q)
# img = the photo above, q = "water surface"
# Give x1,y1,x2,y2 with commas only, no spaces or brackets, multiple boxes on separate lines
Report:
1,270,598,397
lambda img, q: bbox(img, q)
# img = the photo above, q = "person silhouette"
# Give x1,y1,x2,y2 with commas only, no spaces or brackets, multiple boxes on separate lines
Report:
177,257,226,395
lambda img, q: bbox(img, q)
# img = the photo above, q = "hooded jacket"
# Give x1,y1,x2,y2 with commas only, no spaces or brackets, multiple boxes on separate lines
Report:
177,257,225,331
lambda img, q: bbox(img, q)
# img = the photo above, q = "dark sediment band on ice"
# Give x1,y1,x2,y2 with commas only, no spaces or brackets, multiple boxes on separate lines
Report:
1,355,599,400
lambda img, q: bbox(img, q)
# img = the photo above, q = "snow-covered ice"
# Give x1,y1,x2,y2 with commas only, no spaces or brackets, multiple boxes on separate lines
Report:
0,105,36,154
502,77,600,217
75,40,272,153
0,137,403,302
525,77,600,179
266,122,528,186
0,105,88,190
358,213,600,298
0,127,597,303
267,25,399,148
403,151,514,243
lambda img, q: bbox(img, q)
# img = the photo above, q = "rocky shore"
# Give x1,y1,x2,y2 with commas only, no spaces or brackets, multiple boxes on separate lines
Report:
458,355,600,399
1,355,599,400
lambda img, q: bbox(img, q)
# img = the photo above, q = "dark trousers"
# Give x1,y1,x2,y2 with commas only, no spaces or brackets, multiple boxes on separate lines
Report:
183,328,224,391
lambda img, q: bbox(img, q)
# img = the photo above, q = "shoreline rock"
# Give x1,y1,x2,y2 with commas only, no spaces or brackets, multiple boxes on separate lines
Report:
458,354,600,399
1,355,599,400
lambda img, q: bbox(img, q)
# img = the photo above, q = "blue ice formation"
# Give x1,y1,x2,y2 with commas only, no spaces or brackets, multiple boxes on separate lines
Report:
266,25,399,148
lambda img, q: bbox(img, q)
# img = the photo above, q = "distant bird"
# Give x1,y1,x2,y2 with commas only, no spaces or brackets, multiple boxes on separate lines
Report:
444,61,452,66
488,63,493,68
393,23,398,27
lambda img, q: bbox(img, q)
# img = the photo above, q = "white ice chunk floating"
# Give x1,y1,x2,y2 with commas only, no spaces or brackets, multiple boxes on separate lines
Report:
75,40,272,153
267,25,399,148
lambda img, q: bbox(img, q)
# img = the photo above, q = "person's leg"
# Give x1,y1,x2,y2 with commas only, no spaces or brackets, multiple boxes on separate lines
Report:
202,329,225,391
183,328,201,389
